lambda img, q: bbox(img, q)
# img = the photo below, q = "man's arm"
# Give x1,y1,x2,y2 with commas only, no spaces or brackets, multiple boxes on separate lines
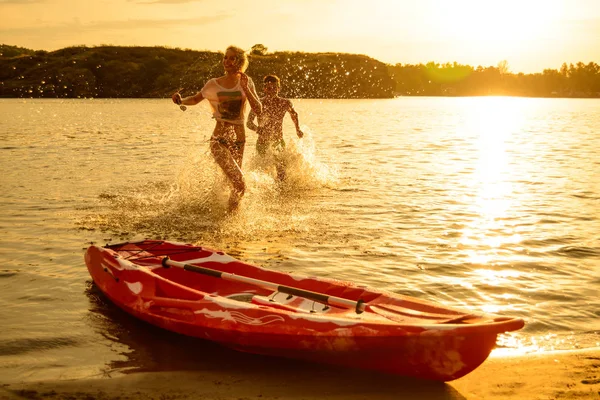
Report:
240,74,262,117
246,109,258,131
287,100,303,138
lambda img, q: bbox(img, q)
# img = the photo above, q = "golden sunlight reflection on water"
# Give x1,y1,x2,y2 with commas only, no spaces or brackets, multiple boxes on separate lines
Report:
461,97,522,254
461,101,532,270
455,98,527,318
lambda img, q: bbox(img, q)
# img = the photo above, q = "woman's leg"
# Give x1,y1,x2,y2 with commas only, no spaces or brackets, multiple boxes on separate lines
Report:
231,141,245,168
210,141,245,209
232,125,245,167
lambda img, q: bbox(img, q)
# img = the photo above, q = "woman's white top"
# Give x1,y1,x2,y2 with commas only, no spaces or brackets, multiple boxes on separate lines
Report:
200,77,255,125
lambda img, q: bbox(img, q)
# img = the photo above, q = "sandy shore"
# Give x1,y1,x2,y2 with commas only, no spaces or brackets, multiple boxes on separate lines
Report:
1,348,598,400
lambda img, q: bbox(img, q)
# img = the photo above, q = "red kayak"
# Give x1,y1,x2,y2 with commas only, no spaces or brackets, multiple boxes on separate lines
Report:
85,240,524,381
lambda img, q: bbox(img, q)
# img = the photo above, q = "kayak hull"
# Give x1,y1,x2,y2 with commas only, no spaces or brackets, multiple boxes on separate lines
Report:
85,240,524,381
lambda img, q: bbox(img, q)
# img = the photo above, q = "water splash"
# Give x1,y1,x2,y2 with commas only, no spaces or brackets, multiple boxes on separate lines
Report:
79,128,338,246
246,128,338,190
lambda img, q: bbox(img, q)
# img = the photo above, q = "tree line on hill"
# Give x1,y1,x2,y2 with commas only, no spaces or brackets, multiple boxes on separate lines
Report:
0,44,598,99
389,60,600,97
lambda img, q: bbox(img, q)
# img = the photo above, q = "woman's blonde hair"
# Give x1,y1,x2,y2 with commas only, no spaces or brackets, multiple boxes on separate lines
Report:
226,45,249,73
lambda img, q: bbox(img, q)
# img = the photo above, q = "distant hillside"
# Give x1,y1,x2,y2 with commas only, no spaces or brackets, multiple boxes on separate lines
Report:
1,44,598,98
0,44,36,58
0,45,395,99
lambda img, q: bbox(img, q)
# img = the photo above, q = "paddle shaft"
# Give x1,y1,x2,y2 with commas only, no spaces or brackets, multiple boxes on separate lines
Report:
162,257,365,313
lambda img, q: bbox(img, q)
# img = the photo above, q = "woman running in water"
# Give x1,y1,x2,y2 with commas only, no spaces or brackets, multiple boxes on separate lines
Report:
172,46,262,210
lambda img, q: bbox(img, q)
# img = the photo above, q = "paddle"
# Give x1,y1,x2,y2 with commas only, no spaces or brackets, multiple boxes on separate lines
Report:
160,257,476,324
161,257,366,314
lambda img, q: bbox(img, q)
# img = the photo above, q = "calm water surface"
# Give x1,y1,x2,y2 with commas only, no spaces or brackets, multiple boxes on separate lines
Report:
0,97,599,383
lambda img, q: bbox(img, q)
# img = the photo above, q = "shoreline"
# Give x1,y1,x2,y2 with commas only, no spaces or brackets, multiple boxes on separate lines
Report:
1,348,598,400
2,95,600,100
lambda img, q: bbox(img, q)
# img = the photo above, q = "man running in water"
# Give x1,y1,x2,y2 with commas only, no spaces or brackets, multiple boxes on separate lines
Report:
246,75,303,181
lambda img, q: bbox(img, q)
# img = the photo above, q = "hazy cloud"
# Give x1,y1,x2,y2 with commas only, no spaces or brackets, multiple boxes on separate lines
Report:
128,0,205,3
0,0,46,3
89,14,231,29
0,14,232,35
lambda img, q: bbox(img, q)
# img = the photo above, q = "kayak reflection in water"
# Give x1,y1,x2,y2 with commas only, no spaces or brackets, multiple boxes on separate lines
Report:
172,46,262,211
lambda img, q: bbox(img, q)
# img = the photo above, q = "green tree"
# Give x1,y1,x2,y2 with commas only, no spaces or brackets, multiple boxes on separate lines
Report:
497,60,510,75
251,44,268,56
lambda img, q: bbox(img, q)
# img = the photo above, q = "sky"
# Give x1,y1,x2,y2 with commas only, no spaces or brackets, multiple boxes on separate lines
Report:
1,0,599,73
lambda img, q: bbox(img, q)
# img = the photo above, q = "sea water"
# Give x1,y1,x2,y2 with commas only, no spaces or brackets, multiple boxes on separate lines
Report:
0,97,598,382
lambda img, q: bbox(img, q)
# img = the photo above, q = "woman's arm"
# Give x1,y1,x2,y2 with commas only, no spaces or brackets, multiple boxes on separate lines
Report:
239,73,262,116
172,91,204,106
246,109,258,131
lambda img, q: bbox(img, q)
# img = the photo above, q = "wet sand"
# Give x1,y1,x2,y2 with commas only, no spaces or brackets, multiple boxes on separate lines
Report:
1,348,598,400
